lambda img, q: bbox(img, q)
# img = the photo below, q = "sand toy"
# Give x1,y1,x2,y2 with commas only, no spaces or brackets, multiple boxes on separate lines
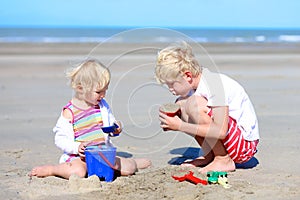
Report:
172,171,208,185
207,171,231,188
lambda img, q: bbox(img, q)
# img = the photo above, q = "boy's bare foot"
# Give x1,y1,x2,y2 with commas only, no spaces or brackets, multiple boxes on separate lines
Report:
181,154,213,168
29,166,54,178
134,158,152,169
199,155,235,174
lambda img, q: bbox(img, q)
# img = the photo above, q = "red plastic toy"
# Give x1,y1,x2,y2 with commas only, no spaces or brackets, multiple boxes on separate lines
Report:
172,171,208,185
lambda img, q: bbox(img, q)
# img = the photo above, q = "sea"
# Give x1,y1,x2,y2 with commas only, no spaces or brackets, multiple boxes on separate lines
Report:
1,27,300,43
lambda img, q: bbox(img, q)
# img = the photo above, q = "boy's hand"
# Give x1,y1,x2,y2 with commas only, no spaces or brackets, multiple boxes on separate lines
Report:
159,111,182,131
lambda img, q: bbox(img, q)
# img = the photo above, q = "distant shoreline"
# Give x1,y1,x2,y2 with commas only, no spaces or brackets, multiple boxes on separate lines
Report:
2,42,300,56
1,27,300,43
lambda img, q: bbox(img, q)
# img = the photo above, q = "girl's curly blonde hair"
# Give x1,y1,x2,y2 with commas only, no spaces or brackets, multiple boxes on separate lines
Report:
66,59,110,95
155,41,201,83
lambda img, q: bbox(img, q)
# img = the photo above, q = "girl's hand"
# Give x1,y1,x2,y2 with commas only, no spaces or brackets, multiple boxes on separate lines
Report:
78,142,89,158
113,121,122,134
159,111,182,131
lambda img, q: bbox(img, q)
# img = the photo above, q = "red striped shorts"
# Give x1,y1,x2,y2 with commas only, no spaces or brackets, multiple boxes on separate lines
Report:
208,110,259,163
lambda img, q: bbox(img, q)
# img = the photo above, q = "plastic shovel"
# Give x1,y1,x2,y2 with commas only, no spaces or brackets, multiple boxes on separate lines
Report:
172,171,208,185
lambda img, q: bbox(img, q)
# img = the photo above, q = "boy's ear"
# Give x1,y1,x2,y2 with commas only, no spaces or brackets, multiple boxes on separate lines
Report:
183,71,193,83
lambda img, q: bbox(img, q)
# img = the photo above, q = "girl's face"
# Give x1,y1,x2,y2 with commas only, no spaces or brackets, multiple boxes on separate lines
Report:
85,84,108,106
165,75,192,98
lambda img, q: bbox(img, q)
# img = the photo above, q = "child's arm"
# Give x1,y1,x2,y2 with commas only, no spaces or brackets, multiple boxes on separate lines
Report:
159,105,229,139
99,99,122,133
53,110,81,154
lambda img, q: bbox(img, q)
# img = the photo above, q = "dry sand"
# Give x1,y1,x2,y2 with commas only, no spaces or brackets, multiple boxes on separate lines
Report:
1,42,300,199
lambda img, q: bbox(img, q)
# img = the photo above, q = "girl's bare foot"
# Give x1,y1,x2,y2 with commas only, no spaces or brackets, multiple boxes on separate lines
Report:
134,158,152,169
199,155,235,174
29,165,54,178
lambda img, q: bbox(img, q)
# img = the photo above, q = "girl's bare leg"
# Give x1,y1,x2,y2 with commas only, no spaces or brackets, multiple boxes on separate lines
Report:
29,158,87,179
134,158,152,169
115,157,151,176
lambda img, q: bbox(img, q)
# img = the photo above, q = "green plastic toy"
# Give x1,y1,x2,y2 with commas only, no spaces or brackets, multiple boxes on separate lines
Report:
207,171,231,188
207,171,220,184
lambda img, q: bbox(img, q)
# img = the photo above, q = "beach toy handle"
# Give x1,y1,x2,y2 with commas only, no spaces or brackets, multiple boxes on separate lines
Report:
185,171,208,185
98,151,117,170
172,171,207,185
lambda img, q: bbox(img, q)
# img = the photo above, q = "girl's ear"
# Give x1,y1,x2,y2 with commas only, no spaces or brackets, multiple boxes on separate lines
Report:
183,71,193,83
75,85,84,94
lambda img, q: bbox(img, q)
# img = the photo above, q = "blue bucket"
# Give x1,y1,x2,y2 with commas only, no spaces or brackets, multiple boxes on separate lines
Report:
85,145,117,182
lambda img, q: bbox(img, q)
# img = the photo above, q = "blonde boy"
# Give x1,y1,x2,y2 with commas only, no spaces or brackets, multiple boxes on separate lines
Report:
156,42,259,173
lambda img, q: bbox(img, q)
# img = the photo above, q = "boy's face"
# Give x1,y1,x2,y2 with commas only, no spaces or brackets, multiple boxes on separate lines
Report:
165,75,192,98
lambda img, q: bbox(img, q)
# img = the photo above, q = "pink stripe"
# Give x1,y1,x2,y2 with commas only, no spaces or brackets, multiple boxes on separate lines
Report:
63,102,75,123
64,102,72,108
66,154,76,162
74,109,100,122
75,125,101,137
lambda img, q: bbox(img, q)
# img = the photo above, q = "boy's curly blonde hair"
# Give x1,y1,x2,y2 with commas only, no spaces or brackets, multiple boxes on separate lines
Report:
155,42,201,83
66,59,110,95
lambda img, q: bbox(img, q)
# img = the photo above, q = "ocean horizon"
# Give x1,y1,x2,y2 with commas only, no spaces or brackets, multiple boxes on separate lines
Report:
1,27,300,43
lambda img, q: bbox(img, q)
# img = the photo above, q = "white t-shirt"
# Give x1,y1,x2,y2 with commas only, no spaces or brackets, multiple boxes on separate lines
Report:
53,99,116,157
194,68,259,141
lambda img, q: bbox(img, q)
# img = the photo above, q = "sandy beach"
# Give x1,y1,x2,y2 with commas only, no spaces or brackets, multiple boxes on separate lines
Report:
1,42,300,199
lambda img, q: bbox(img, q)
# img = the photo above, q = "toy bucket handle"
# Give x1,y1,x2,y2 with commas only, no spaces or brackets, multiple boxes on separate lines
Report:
98,151,117,170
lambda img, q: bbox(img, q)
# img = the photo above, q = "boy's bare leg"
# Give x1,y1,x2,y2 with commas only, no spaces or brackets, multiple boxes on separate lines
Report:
29,158,87,179
181,136,214,167
181,95,235,172
180,95,214,167
199,139,235,173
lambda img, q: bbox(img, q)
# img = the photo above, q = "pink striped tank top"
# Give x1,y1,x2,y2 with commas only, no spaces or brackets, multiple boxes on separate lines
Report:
64,101,105,143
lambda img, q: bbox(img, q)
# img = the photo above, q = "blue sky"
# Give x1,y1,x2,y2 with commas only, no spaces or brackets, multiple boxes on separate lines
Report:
1,0,300,29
